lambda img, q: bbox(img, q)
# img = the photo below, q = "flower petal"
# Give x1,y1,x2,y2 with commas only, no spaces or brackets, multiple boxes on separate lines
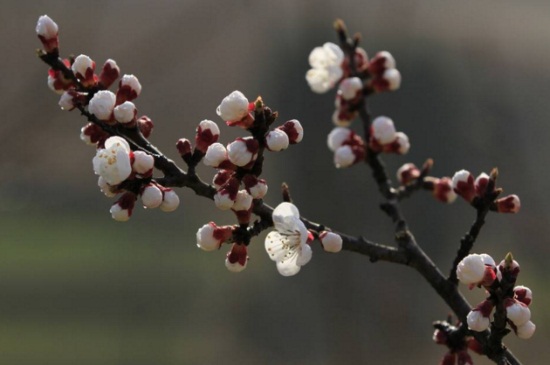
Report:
276,259,301,276
265,231,289,262
296,243,312,266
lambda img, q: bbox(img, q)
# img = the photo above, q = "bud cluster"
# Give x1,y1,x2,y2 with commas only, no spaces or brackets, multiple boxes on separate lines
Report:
456,253,535,340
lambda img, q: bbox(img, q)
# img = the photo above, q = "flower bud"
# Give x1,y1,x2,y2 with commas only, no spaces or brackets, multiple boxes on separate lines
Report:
110,192,136,222
232,190,253,211
113,101,137,124
368,51,396,75
278,119,303,144
456,253,495,286
99,59,120,88
382,68,401,91
132,151,154,176
137,116,154,138
266,129,289,152
141,184,163,209
213,170,233,189
452,169,476,203
72,54,97,87
217,91,254,127
495,194,521,213
393,132,410,154
58,90,77,111
338,77,363,100
432,177,457,203
497,254,520,282
195,120,220,153
81,123,108,146
467,301,493,332
396,163,420,185
176,138,192,160
36,15,59,53
160,188,180,212
327,127,352,152
515,321,536,339
88,90,116,122
227,137,259,167
117,74,142,104
505,298,531,326
457,351,473,365
334,145,364,168
214,177,239,210
196,222,234,251
243,175,268,199
225,243,248,272
371,116,396,144
474,172,490,197
203,143,228,168
514,286,532,306
319,231,342,253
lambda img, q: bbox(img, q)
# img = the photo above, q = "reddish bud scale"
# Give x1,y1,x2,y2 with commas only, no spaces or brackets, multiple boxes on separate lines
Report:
177,138,192,158
397,163,420,185
277,120,301,144
467,338,484,355
242,174,258,190
137,116,154,138
116,85,138,105
213,170,233,188
212,225,234,243
233,209,252,225
454,175,476,203
38,34,59,54
226,113,255,129
433,179,454,202
441,352,456,365
480,265,497,287
99,62,120,89
495,195,521,213
195,128,219,154
476,299,494,317
48,59,74,91
82,123,109,146
76,65,97,88
118,192,137,211
457,350,473,365
370,76,391,93
219,177,240,201
433,329,448,345
475,175,489,197
226,243,248,266
514,287,532,306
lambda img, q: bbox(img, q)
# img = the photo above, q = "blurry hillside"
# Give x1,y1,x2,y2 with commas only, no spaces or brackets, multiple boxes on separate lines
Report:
0,1,549,364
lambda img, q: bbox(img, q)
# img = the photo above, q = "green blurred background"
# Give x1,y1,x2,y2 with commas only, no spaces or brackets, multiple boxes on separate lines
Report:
1,0,549,364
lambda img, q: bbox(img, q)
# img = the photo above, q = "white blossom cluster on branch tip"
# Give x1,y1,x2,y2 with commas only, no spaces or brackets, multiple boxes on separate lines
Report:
457,253,535,339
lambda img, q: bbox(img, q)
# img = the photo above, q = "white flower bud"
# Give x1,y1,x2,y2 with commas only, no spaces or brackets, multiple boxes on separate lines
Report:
58,91,75,111
198,119,220,136
120,74,142,96
334,145,355,168
266,129,289,151
110,204,130,222
306,68,332,94
249,179,268,199
338,77,363,100
278,119,304,144
92,136,132,185
232,190,253,211
160,189,180,212
452,169,476,202
227,138,257,167
383,68,401,91
216,90,249,122
327,127,351,152
196,223,219,251
378,51,396,69
394,132,410,154
36,15,58,38
309,43,344,69
506,300,531,326
456,254,486,285
88,90,116,121
467,310,490,332
132,151,154,175
225,258,247,272
214,191,235,210
319,231,343,253
203,143,228,167
72,55,94,77
141,184,163,209
516,321,536,339
113,101,136,124
514,286,533,306
371,116,396,144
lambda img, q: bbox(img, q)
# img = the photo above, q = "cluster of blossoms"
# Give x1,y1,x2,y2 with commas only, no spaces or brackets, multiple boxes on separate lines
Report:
396,162,457,204
457,253,535,339
37,15,179,221
451,170,520,213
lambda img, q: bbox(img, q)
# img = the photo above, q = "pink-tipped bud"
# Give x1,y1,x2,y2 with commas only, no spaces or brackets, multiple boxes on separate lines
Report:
81,123,108,146
159,188,180,212
59,89,87,111
319,231,343,253
213,170,233,190
141,184,163,209
495,194,521,213
113,101,137,125
433,177,457,203
514,286,532,306
515,321,536,339
214,177,240,210
36,15,59,53
196,222,234,251
137,116,154,138
371,116,396,144
266,129,289,151
334,145,365,168
474,172,490,197
505,298,531,326
452,169,476,203
227,137,259,167
467,300,493,332
225,243,248,272
132,151,154,177
117,74,142,104
195,120,220,153
497,255,520,282
277,119,303,144
110,192,136,222
88,90,116,122
456,253,495,286
332,108,356,127
243,175,268,199
72,54,97,87
338,77,363,100
176,138,192,159
232,190,253,212
396,163,420,185
368,51,396,75
99,59,120,88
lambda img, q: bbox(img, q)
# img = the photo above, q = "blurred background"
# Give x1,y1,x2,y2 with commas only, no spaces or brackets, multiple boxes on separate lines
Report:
1,0,549,364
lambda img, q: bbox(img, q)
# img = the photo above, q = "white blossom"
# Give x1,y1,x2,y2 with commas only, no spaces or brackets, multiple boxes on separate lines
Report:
319,231,343,253
265,202,312,276
97,176,117,198
456,254,487,285
395,132,410,154
216,90,249,122
232,190,253,211
114,101,136,124
88,90,116,121
203,143,228,167
383,68,401,91
227,137,257,167
110,203,130,222
306,42,344,93
338,77,363,100
36,15,58,38
506,300,531,326
132,151,154,175
58,92,75,111
92,136,132,185
120,74,142,95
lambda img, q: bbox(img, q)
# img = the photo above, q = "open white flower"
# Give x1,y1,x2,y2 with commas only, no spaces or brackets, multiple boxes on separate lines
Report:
305,42,344,93
265,202,312,276
92,136,132,185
